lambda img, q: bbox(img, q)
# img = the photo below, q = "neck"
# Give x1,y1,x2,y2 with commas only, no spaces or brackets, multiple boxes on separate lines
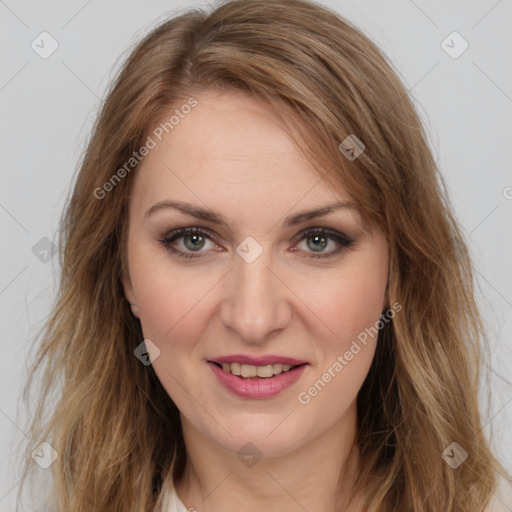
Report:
173,404,365,512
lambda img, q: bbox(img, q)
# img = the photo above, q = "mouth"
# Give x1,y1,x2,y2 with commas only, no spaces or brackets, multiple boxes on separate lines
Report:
207,358,309,399
209,361,308,379
207,354,310,399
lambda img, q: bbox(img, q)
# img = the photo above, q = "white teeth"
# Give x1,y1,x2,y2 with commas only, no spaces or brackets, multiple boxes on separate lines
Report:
272,364,283,375
218,362,298,378
241,365,257,377
230,362,241,376
256,365,274,378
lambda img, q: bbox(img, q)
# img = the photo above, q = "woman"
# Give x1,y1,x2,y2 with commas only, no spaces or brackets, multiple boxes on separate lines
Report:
18,0,511,511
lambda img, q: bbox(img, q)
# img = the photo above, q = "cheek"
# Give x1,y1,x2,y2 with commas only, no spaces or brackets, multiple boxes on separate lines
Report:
294,270,385,418
128,244,217,343
336,276,385,339
298,261,387,349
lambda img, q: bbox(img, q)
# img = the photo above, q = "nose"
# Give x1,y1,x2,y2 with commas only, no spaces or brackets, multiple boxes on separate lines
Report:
219,247,292,343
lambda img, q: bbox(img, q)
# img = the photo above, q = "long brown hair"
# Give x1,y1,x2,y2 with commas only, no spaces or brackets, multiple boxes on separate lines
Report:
17,1,509,510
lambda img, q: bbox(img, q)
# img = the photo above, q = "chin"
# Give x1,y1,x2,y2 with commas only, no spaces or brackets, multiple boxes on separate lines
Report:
206,416,310,459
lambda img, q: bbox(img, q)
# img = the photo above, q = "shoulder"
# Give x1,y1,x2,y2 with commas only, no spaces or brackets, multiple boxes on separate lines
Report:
484,473,512,512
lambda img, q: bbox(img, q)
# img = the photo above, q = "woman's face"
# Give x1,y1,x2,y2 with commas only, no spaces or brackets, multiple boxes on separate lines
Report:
123,89,389,458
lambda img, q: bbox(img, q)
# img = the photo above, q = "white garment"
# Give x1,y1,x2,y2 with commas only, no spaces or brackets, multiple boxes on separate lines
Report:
162,485,188,512
158,476,188,512
159,474,512,512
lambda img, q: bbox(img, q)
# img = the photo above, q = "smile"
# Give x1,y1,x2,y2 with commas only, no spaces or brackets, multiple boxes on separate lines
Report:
214,361,302,378
207,358,309,399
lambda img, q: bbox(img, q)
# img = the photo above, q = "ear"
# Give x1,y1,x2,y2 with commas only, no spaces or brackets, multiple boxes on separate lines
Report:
122,272,140,318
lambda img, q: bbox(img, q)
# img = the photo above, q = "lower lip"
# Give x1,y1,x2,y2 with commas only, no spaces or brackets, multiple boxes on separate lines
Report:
208,362,308,399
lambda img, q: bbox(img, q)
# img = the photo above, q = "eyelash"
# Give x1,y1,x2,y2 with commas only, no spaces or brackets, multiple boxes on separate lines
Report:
158,226,354,260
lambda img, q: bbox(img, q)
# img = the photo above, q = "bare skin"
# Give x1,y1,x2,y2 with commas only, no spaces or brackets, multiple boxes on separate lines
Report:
123,89,389,512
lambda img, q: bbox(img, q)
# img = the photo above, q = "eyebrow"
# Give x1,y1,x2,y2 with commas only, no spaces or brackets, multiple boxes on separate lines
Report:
145,199,358,227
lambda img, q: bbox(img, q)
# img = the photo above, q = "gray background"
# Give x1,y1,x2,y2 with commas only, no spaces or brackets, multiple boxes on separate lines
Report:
1,0,511,509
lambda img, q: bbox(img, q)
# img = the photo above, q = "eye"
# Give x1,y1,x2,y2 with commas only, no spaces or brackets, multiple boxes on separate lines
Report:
159,227,218,259
292,227,354,259
159,226,354,260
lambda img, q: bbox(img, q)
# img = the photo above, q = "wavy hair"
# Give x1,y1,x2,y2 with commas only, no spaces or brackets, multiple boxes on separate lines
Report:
17,0,509,510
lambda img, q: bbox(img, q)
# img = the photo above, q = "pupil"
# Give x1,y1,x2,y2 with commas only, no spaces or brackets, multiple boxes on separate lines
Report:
308,235,327,251
185,234,204,251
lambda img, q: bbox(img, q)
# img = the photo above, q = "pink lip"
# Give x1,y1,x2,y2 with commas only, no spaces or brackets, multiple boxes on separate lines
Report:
210,354,307,366
207,361,308,399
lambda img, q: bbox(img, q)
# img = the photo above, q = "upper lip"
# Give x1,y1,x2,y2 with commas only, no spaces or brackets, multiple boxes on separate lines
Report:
209,355,308,366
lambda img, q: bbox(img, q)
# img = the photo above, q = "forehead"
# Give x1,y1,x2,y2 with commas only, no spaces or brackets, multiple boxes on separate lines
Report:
129,89,352,221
